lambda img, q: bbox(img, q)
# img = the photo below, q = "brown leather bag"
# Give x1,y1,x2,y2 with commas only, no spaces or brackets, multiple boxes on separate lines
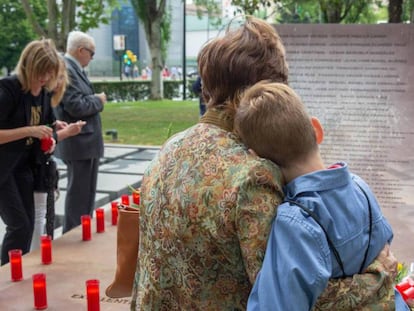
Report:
105,206,140,298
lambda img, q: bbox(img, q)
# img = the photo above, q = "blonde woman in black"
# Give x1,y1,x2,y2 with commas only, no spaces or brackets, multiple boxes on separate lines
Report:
0,39,60,265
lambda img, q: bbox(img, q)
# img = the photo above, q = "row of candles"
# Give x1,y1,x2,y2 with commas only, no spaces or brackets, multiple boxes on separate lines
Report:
8,192,139,310
83,192,139,240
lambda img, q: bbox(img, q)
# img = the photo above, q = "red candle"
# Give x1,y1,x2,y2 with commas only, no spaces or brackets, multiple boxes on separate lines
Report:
95,208,105,233
121,194,129,205
8,249,23,281
132,191,140,205
111,201,118,225
396,278,414,301
81,215,92,241
40,235,52,264
32,273,47,310
86,279,100,311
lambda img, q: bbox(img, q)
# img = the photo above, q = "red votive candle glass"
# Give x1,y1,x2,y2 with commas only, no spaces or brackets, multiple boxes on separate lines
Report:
40,235,52,264
111,201,118,225
132,191,140,205
95,208,105,233
81,215,92,241
396,278,414,302
121,194,129,206
32,273,47,310
86,279,100,311
8,249,23,281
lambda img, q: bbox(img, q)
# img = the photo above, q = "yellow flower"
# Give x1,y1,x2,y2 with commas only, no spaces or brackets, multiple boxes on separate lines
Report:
396,262,408,284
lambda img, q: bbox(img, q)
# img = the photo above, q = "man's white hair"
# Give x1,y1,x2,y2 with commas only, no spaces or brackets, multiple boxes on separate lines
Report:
66,31,95,52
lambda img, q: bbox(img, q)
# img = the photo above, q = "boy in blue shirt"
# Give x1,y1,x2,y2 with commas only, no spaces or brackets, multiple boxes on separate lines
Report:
234,81,409,310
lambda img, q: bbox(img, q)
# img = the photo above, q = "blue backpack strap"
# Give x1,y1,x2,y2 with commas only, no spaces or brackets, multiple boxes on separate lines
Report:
285,199,347,278
353,180,373,274
286,180,373,278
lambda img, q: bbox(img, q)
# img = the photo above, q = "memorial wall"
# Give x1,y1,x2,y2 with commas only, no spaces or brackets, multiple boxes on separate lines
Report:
276,24,414,211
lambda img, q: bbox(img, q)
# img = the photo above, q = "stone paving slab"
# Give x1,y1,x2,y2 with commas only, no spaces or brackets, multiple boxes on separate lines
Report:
99,159,152,175
125,148,160,161
103,145,142,160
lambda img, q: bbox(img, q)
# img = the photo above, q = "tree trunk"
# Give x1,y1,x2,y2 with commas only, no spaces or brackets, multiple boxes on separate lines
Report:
131,0,167,100
61,0,77,51
47,0,59,47
149,18,163,100
388,0,403,23
21,0,47,37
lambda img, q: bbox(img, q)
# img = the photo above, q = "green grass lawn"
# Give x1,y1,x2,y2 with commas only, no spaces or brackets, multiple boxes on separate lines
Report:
101,100,200,146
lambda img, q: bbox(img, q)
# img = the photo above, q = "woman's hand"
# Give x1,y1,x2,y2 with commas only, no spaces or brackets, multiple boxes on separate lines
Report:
31,125,53,139
55,120,68,130
56,120,86,142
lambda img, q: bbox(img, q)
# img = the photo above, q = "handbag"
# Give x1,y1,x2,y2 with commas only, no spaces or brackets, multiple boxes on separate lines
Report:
105,205,140,298
45,158,58,238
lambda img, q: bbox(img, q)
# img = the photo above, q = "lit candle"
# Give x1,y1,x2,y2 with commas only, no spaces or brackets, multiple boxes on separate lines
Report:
32,273,47,310
40,235,52,265
121,194,129,206
86,279,100,311
81,215,92,241
95,208,105,233
132,191,140,205
111,201,118,225
8,249,23,281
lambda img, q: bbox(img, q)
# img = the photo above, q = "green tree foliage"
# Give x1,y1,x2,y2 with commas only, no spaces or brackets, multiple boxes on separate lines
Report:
404,0,414,22
231,0,274,16
193,0,222,26
276,1,320,23
130,0,169,100
0,0,45,75
401,0,414,24
230,0,408,24
21,0,119,51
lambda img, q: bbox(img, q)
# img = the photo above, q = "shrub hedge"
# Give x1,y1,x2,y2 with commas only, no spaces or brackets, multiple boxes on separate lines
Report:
92,79,198,102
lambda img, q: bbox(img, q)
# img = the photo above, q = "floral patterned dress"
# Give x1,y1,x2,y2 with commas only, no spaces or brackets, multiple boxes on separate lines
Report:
132,109,283,310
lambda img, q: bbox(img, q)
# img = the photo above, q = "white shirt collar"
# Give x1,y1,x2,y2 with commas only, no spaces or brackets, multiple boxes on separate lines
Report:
65,53,83,71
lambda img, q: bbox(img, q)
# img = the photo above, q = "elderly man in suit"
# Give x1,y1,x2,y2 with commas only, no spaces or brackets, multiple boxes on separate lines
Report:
54,31,107,233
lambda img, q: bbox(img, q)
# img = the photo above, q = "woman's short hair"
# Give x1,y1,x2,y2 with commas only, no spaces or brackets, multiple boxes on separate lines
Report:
197,16,289,113
15,38,60,93
234,82,317,167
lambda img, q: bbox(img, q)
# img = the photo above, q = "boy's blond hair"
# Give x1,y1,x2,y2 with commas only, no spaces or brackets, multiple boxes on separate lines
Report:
235,82,317,167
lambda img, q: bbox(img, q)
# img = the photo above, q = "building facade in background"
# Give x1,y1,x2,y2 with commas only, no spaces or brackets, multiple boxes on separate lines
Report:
87,0,229,78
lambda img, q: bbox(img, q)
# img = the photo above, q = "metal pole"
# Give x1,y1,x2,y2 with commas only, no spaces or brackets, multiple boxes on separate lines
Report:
182,0,187,100
119,54,123,81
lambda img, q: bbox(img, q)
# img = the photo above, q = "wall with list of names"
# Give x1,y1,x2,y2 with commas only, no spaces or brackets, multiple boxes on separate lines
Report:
276,24,414,262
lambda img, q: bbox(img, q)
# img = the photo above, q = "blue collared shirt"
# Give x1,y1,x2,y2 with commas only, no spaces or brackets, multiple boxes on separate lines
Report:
248,162,394,310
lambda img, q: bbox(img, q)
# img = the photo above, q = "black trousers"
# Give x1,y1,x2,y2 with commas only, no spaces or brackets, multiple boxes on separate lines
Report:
62,158,99,233
0,151,35,265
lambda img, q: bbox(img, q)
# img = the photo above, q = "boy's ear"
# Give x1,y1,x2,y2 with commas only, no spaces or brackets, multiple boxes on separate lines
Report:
311,117,324,145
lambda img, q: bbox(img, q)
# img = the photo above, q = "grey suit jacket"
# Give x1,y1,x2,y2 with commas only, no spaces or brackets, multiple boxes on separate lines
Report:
54,57,104,161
